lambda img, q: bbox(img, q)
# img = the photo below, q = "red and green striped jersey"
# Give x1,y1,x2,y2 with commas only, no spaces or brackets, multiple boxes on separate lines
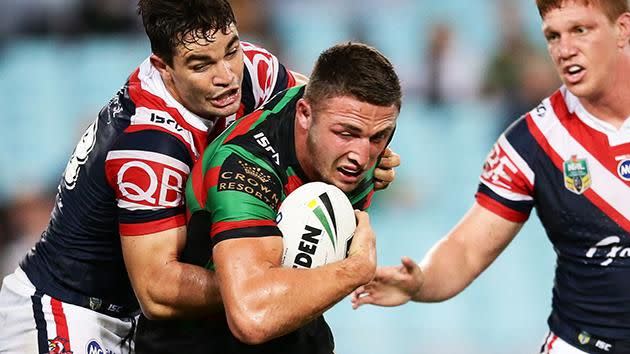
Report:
186,85,375,251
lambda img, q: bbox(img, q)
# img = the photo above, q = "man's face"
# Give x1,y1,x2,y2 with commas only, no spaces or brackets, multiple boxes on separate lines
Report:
542,1,622,100
303,96,398,193
162,24,244,119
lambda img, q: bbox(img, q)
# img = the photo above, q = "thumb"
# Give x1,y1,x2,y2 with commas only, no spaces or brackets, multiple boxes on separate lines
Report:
401,256,418,273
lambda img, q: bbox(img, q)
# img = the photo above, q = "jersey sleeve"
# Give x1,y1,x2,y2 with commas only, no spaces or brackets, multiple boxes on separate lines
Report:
105,130,192,236
200,149,284,245
241,41,296,110
476,118,535,223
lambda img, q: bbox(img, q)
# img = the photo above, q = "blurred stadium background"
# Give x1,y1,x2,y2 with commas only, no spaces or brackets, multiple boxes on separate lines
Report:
0,1,561,353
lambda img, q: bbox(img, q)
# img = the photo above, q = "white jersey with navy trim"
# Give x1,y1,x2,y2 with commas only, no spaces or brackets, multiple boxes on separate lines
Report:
11,41,293,321
476,86,630,343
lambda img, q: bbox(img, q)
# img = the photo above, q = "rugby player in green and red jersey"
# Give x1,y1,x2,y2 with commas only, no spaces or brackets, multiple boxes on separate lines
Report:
152,42,401,353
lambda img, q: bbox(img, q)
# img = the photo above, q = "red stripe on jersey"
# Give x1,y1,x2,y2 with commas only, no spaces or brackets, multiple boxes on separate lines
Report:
547,334,558,352
526,114,630,233
190,160,207,209
225,111,264,143
204,166,221,189
286,70,297,88
284,175,304,196
475,192,529,223
362,190,375,209
120,214,186,236
211,219,278,238
549,91,629,184
50,298,72,351
127,70,207,157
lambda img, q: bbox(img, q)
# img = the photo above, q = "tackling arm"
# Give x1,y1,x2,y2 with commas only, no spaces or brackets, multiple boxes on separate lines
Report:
121,226,223,319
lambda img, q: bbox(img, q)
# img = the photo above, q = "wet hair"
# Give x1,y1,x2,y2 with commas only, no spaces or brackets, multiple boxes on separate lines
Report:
137,0,236,66
304,42,402,112
536,0,630,22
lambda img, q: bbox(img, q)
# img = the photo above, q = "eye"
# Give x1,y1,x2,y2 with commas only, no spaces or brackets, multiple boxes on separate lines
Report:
226,47,239,59
545,32,559,42
370,132,387,144
192,63,208,72
575,26,588,34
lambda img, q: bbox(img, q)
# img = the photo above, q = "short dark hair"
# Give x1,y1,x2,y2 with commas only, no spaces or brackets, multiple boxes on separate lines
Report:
137,0,237,66
304,42,402,112
536,0,629,22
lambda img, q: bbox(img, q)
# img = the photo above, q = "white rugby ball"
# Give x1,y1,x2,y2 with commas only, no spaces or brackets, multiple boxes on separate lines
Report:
277,182,356,269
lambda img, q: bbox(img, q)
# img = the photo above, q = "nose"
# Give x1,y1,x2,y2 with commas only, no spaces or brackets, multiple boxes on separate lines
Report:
213,60,235,86
347,138,370,168
556,36,578,61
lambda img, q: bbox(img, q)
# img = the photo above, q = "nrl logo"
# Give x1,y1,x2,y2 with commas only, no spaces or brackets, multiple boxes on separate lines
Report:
563,155,591,195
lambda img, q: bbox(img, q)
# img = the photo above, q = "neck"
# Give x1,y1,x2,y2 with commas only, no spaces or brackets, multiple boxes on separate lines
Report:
579,53,630,129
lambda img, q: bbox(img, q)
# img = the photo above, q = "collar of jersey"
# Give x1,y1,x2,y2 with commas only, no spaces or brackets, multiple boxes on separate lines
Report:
138,57,210,133
562,86,630,146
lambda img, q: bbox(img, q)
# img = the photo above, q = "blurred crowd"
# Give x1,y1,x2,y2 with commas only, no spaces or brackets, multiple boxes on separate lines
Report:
0,0,559,277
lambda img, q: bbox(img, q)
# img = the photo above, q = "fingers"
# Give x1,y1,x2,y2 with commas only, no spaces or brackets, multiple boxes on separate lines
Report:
351,285,374,309
401,256,419,273
374,148,400,190
379,148,401,169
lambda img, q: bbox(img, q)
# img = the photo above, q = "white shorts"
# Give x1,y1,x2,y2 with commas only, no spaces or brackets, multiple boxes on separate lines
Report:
540,331,589,354
0,268,136,354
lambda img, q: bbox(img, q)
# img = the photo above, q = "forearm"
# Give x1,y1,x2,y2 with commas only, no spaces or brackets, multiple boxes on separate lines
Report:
413,236,481,302
413,204,522,302
223,256,367,343
141,261,222,319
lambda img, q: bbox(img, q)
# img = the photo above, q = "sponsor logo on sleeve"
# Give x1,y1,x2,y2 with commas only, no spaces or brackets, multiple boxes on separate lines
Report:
480,143,519,190
107,150,189,210
218,155,280,209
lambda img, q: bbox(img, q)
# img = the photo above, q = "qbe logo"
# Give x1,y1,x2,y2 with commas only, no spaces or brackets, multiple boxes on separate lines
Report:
86,340,112,354
617,159,630,181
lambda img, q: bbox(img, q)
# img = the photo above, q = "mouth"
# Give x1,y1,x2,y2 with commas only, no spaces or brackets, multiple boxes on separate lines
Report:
337,166,363,181
562,64,586,84
210,87,240,108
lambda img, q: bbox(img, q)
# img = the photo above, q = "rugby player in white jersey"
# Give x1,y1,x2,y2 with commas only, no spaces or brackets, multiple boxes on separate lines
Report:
352,1,630,353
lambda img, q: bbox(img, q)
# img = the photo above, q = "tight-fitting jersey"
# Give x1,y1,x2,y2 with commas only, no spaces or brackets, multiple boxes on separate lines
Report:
19,42,295,317
135,86,375,354
477,87,630,342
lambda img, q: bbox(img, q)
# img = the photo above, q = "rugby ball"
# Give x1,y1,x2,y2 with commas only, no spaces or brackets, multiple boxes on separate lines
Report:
277,182,356,269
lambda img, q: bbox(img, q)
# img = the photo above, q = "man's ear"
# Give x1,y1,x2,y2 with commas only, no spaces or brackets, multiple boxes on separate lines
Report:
616,12,630,48
295,98,312,130
150,54,171,80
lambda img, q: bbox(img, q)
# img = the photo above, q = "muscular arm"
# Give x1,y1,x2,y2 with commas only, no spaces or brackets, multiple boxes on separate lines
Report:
121,226,222,319
214,211,375,345
414,203,523,301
